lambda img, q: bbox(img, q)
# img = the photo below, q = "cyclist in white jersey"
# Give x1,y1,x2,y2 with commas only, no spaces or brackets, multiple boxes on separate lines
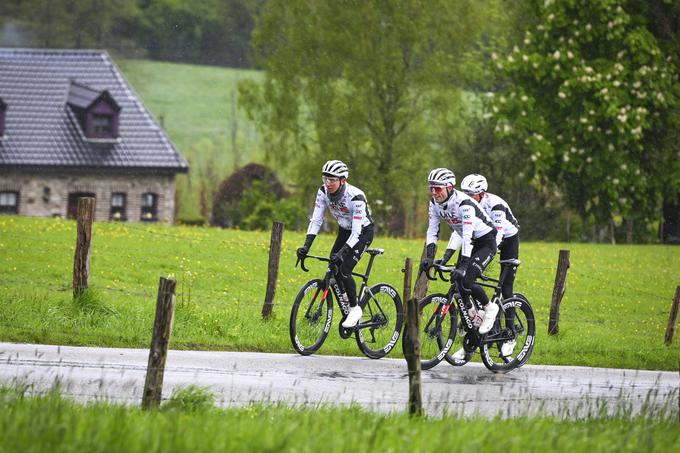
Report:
419,168,499,338
461,173,520,357
296,160,374,328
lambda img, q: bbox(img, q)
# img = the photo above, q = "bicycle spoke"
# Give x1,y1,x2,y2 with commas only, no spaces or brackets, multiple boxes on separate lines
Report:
355,283,403,359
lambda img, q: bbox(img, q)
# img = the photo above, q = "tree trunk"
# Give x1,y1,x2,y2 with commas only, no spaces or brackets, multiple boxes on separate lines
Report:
662,197,680,244
565,211,571,242
625,218,633,244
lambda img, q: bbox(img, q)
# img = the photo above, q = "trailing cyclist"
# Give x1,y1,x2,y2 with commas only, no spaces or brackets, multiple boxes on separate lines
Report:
296,160,375,328
420,168,500,359
460,173,521,357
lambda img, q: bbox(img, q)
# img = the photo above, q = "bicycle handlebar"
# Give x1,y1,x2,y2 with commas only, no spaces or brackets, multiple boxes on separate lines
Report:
424,263,453,282
295,254,331,273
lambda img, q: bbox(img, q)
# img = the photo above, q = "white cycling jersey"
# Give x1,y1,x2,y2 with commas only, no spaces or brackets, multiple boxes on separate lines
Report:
306,183,373,248
426,189,496,258
478,192,520,241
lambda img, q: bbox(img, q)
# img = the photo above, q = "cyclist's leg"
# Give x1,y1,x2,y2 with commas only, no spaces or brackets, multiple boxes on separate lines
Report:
465,235,497,334
499,233,519,300
339,226,373,307
330,228,351,256
499,233,519,330
462,245,495,307
329,228,351,302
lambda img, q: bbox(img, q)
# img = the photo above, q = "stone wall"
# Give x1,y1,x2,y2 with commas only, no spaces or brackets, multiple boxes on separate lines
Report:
0,169,177,223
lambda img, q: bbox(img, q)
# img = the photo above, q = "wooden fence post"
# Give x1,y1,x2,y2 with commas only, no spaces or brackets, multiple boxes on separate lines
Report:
72,197,95,299
548,249,570,335
401,257,422,416
414,242,433,302
142,276,177,410
664,286,680,345
262,221,284,319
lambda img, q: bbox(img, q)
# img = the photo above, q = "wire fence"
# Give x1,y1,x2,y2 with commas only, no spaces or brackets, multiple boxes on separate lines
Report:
1,219,678,350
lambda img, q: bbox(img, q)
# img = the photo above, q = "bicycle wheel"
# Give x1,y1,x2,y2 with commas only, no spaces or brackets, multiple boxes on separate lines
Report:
442,318,474,367
418,293,457,370
480,296,536,373
355,283,403,359
289,279,333,356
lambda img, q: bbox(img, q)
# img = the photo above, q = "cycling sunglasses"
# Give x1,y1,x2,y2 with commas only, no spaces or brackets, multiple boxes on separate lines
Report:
322,176,340,184
429,185,446,194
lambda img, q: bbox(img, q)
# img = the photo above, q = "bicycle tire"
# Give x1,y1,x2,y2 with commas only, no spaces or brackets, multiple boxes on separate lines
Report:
355,283,403,359
480,296,536,373
289,279,333,356
418,293,457,370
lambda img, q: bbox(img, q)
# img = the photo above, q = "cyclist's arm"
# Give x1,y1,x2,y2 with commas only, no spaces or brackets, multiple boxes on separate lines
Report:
491,208,506,246
346,194,368,247
425,199,440,246
306,187,327,236
446,230,462,251
459,204,474,258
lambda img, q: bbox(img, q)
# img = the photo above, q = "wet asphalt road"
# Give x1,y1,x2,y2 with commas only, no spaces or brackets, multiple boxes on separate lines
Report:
0,342,677,418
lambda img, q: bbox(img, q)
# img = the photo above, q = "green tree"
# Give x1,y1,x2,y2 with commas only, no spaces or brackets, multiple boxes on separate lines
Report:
240,0,499,236
490,0,680,242
13,0,136,48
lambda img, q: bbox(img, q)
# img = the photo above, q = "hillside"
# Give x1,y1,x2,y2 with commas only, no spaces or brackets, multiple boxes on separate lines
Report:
116,59,264,220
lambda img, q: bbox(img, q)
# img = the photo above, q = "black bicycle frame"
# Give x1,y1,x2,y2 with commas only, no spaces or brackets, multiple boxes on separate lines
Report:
299,252,387,331
427,259,520,344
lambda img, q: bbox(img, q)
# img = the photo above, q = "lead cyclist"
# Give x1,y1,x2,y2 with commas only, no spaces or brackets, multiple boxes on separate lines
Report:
296,160,375,329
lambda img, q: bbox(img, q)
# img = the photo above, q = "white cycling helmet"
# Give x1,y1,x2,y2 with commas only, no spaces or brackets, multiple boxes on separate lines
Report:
460,173,488,195
322,160,349,179
427,168,456,186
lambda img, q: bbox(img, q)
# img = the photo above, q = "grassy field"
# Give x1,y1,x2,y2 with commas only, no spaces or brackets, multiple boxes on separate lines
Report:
116,59,263,220
1,386,678,452
0,215,679,371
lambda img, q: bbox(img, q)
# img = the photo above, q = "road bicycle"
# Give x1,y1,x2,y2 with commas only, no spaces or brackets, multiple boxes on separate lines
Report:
290,248,403,359
419,259,535,373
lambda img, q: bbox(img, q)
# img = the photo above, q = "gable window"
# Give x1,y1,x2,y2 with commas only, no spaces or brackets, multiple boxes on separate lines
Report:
141,193,158,221
110,192,127,221
0,191,19,214
92,114,113,135
67,81,120,140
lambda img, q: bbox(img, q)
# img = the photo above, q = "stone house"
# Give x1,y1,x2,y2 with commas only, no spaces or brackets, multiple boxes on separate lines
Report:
0,48,188,222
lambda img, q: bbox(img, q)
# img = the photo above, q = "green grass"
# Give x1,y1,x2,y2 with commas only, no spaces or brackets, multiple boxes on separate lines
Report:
116,59,264,219
1,387,678,452
0,216,679,370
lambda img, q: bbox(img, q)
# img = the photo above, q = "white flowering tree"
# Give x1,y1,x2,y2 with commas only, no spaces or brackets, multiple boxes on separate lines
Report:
489,0,679,239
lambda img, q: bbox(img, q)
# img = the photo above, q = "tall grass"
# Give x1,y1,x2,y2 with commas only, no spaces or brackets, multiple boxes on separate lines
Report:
0,216,678,370
0,386,678,452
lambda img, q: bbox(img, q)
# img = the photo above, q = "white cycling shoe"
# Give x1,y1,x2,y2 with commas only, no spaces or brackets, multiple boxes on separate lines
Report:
478,302,499,334
451,347,467,361
341,305,363,328
501,339,517,357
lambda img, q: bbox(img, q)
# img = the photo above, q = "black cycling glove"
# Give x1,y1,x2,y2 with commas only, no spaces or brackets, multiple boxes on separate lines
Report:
296,234,316,260
419,243,436,274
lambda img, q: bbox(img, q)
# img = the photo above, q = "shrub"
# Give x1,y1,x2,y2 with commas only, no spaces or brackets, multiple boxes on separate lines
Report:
211,163,306,230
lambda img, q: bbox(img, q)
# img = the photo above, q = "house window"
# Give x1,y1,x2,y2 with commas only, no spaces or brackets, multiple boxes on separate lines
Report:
67,192,96,219
110,192,127,221
141,193,158,221
0,191,19,214
92,114,113,135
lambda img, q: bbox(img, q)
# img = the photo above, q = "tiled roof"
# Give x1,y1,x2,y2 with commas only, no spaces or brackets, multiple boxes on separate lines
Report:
0,48,188,172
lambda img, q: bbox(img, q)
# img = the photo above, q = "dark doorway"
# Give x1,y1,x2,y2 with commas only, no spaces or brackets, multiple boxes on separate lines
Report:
67,192,96,219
